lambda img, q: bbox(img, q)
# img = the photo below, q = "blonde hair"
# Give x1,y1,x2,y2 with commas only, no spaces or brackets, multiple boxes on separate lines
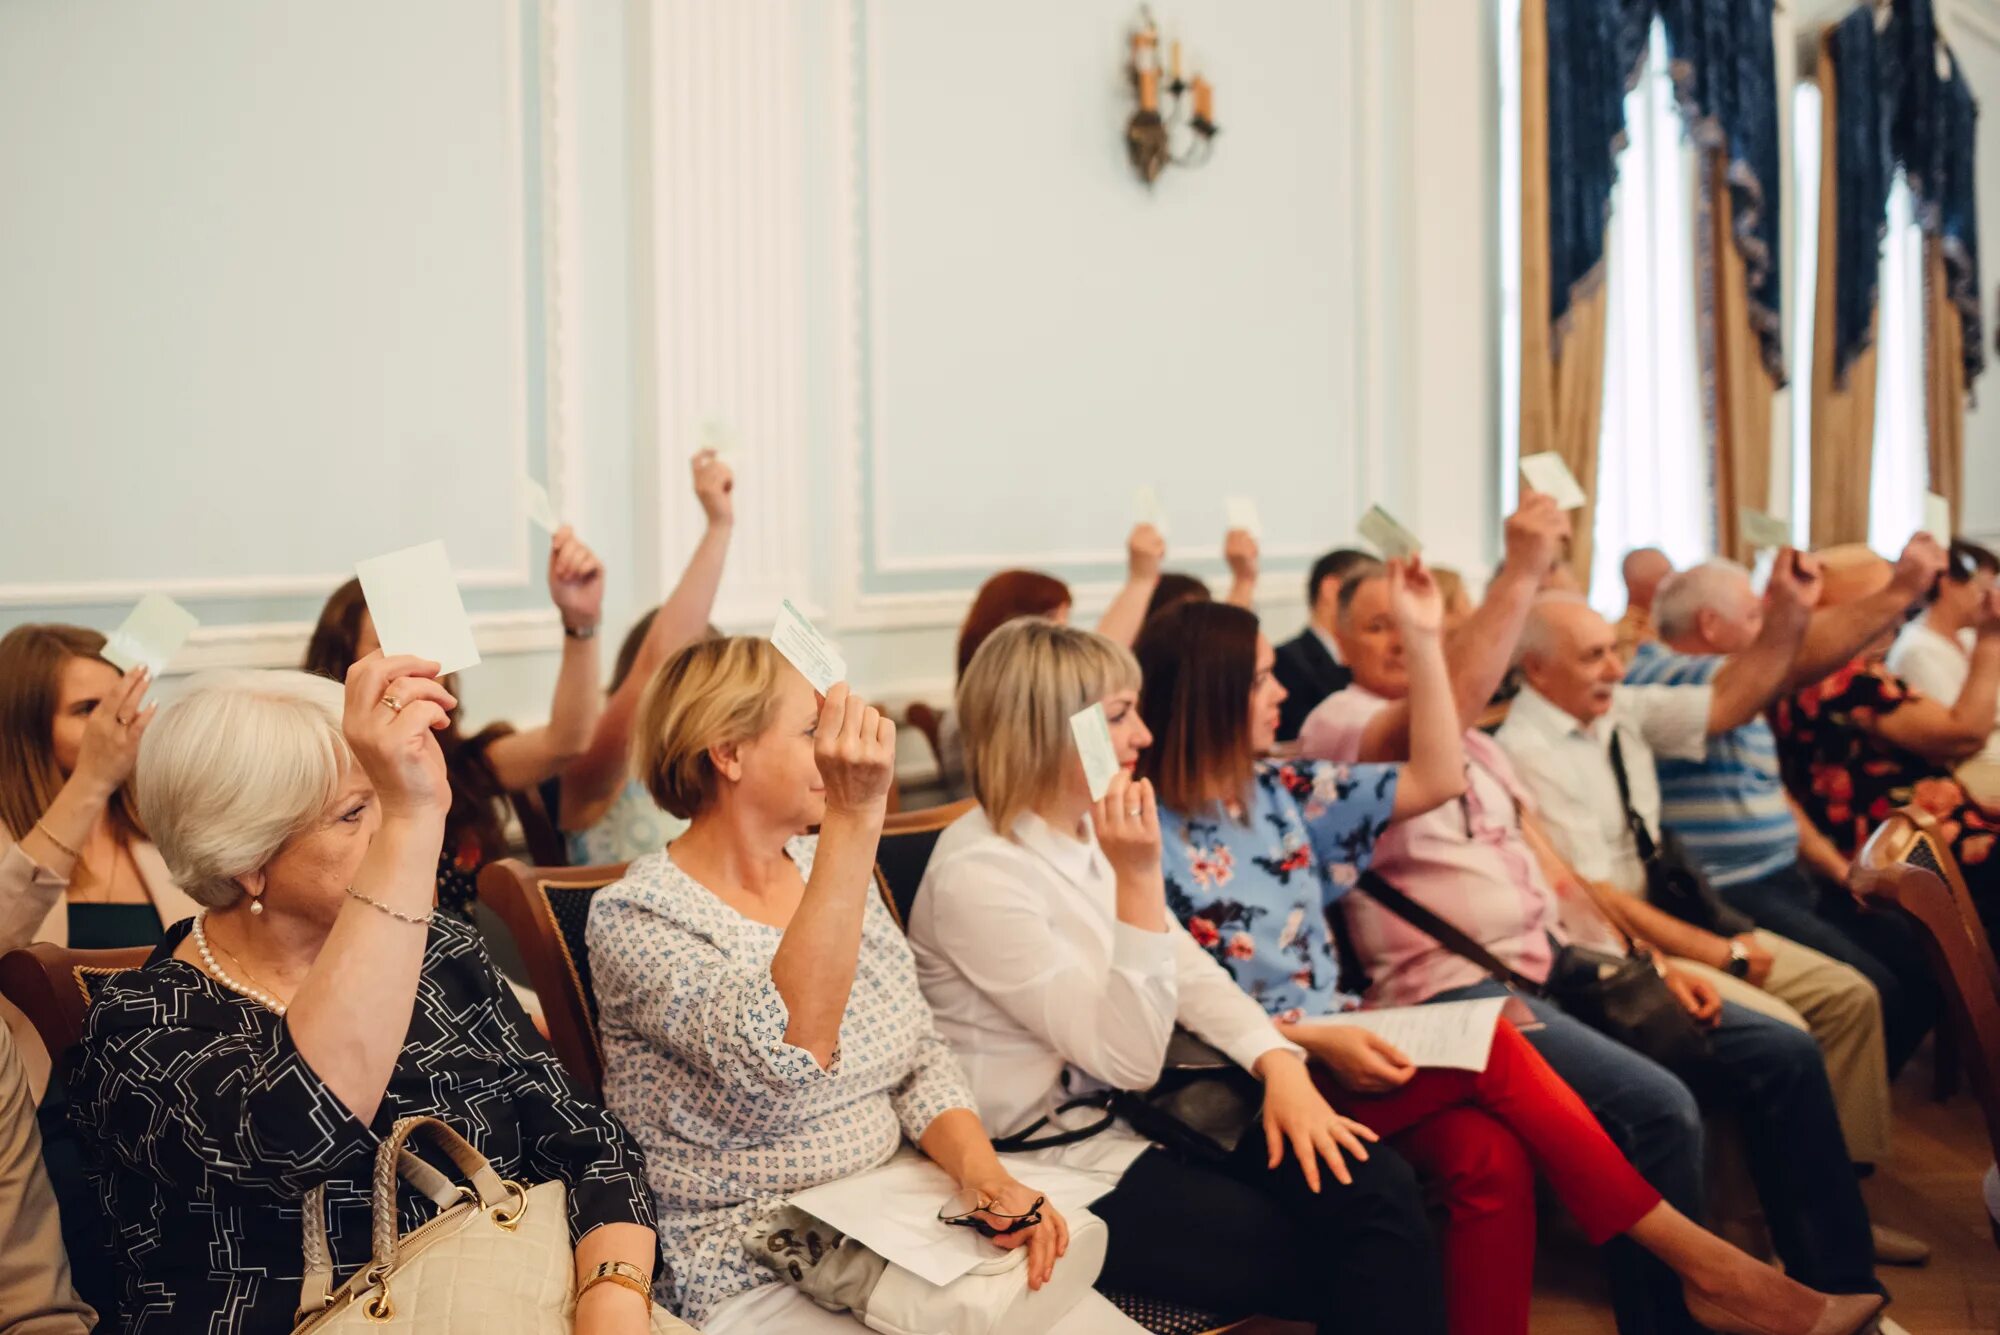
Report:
134,671,352,908
956,619,1140,833
634,637,788,819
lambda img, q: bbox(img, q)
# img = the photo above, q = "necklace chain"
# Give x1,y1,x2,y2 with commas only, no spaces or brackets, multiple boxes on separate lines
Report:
191,912,287,1015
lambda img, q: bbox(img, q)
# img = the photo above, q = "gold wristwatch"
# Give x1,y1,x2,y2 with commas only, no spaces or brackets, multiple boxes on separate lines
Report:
578,1259,652,1312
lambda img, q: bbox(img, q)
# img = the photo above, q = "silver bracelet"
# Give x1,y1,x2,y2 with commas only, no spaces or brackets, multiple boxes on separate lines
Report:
342,884,436,926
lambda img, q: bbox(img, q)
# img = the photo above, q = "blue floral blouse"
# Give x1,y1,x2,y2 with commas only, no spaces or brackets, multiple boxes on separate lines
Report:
1157,760,1400,1022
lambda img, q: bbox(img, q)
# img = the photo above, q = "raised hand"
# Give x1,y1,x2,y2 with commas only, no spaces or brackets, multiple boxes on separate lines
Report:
72,666,158,800
341,653,455,820
1387,556,1444,637
814,683,896,817
1224,528,1260,585
1090,771,1162,881
1891,533,1949,601
1502,492,1571,579
546,526,607,630
1765,547,1824,613
1126,523,1166,582
692,449,736,526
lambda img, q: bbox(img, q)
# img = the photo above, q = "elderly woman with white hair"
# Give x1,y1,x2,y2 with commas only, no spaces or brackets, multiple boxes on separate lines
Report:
66,657,664,1335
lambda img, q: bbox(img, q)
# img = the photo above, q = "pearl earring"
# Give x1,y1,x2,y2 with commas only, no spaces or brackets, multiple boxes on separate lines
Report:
250,898,264,916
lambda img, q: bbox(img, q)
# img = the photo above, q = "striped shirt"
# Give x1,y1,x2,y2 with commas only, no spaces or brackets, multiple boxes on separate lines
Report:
1623,641,1798,886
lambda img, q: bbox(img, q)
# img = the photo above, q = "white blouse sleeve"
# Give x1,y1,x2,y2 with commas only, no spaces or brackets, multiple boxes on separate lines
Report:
922,845,1181,1091
1169,926,1302,1073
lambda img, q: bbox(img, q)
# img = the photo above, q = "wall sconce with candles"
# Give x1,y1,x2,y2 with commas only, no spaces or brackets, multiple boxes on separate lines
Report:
1124,6,1218,186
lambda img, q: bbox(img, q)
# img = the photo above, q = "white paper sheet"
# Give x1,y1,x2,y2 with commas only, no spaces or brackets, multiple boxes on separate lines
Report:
519,475,560,533
770,598,846,693
1358,504,1421,560
1518,452,1588,510
1291,998,1510,1071
1069,702,1120,802
353,540,481,676
1925,492,1953,547
1133,484,1167,536
701,418,739,460
101,594,199,675
1737,507,1793,552
1224,496,1262,538
788,1154,1111,1289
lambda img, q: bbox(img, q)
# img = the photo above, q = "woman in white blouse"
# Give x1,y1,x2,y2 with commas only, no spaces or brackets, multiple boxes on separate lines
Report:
909,618,1872,1335
587,638,1083,1334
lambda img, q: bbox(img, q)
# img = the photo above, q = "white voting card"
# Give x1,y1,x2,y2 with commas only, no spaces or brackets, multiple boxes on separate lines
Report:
1291,997,1511,1072
1069,703,1120,802
1518,452,1588,510
1134,484,1167,535
1224,496,1262,538
519,476,560,533
771,599,846,693
1738,507,1793,552
101,595,198,675
1926,492,1953,547
700,418,739,460
1358,505,1421,560
354,540,481,676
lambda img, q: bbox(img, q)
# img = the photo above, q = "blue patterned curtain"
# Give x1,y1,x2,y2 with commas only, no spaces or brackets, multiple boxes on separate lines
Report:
1827,7,1893,386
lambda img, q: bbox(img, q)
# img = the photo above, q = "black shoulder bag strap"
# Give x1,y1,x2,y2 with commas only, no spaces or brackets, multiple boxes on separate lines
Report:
1607,733,1660,865
988,1094,1116,1154
1354,869,1546,996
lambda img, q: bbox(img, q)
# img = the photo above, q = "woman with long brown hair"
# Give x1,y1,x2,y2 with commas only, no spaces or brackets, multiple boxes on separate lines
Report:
302,526,606,917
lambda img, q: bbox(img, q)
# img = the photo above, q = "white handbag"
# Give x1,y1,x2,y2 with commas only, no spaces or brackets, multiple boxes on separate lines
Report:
291,1115,693,1334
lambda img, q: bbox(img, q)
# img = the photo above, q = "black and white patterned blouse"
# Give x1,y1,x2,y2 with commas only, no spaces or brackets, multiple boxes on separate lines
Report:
68,914,655,1335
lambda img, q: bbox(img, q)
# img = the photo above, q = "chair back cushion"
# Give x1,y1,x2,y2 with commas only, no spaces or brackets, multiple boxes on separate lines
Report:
0,943,151,1076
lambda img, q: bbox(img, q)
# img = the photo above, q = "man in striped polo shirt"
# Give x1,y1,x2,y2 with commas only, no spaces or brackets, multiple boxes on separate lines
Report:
1625,536,1948,1075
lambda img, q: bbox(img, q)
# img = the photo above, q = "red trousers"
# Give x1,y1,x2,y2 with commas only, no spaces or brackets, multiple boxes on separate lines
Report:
1327,1022,1662,1335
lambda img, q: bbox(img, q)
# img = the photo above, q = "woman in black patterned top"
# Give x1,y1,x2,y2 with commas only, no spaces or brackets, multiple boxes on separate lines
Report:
67,661,659,1335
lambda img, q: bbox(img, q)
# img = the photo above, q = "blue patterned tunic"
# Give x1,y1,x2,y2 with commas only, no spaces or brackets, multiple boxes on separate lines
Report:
1157,760,1401,1022
588,836,976,1324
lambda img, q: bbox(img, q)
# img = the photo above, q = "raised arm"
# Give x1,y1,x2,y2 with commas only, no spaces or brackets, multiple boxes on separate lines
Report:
1224,528,1260,609
286,654,455,1124
1785,534,1947,692
1386,559,1468,819
7,666,155,952
770,685,896,1067
560,454,736,820
1096,524,1166,648
1705,548,1820,734
1353,496,1569,762
485,528,607,791
1869,593,2000,764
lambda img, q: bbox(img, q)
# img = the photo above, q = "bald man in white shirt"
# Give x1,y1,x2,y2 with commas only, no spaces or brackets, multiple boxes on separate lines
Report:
1497,587,1894,1174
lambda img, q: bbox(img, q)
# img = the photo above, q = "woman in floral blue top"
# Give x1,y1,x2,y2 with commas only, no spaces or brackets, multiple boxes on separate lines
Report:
1132,572,1847,1335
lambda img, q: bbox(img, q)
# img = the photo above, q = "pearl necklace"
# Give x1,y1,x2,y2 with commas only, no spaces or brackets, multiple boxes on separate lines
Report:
191,912,288,1015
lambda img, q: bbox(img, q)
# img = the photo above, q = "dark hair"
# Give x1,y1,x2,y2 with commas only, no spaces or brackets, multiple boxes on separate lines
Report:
302,580,510,865
1306,548,1374,608
611,610,659,693
956,570,1074,678
1144,572,1212,623
1949,539,2000,582
1132,601,1261,813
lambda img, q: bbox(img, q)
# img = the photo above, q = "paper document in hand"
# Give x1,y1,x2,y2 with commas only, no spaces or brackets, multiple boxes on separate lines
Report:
1224,496,1262,538
1518,453,1588,510
1069,703,1120,802
770,599,846,694
101,594,199,675
519,476,560,533
1357,505,1421,560
1737,508,1793,552
354,540,482,676
1134,484,1167,536
1293,997,1510,1071
788,1153,1109,1289
1925,492,1953,546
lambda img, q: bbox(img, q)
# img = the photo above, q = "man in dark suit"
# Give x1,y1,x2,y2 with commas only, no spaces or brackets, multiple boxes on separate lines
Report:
1273,548,1372,741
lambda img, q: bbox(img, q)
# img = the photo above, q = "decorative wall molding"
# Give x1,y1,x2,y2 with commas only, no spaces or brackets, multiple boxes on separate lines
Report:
170,609,564,674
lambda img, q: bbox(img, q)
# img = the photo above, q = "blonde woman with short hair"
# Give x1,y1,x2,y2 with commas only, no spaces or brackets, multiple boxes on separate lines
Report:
67,660,662,1335
587,637,1102,1333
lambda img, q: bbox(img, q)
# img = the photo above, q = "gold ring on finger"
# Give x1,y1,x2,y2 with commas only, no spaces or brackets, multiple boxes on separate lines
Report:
380,694,405,714
115,715,133,727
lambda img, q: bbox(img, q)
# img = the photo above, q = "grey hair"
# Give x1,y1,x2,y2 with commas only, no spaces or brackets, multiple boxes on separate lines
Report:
1652,559,1753,642
1516,592,1592,665
1334,560,1389,633
133,670,352,908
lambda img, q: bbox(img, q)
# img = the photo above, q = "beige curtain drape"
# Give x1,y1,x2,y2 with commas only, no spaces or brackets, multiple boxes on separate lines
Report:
1809,33,1881,549
1706,150,1779,562
1519,0,1611,579
1924,238,1967,531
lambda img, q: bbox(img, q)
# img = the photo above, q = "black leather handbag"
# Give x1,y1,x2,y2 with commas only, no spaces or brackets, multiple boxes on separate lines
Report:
1609,735,1756,938
1357,870,1721,1099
